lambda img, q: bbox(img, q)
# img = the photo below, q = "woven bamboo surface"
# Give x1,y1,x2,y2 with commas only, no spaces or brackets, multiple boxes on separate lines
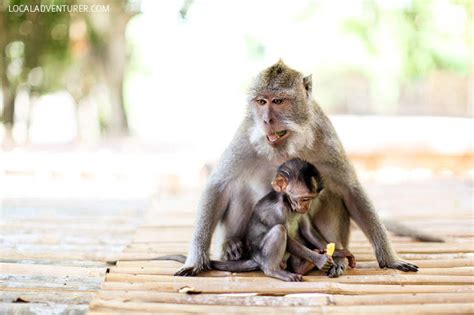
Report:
1,177,472,314
88,179,474,314
0,199,146,314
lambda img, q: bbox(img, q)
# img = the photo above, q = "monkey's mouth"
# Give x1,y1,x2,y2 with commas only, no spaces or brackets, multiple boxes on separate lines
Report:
295,208,309,214
266,130,289,145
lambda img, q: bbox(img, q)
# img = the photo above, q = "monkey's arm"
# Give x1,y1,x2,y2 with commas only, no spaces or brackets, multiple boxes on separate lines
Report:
286,236,330,270
176,180,229,276
298,216,328,250
341,178,418,272
176,127,256,277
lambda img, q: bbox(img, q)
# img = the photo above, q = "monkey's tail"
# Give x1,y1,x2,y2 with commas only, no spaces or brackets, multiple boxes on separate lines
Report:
383,219,444,242
211,259,260,272
153,255,187,263
151,255,259,272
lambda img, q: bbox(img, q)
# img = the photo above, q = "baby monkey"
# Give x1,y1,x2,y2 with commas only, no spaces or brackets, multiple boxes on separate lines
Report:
160,158,332,281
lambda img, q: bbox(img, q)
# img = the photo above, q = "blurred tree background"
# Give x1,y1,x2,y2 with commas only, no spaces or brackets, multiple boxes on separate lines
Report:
0,0,471,146
0,0,139,144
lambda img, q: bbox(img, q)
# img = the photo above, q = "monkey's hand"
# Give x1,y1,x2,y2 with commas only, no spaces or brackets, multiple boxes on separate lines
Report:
380,259,419,272
174,252,211,277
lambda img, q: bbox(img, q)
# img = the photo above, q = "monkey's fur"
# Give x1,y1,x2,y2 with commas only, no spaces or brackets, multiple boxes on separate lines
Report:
159,158,332,281
178,60,425,277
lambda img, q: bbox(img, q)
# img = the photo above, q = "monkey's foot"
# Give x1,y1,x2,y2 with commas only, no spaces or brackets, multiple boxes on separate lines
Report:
333,249,356,268
313,252,332,270
326,258,346,278
174,254,211,277
381,260,419,272
222,238,244,260
266,269,303,282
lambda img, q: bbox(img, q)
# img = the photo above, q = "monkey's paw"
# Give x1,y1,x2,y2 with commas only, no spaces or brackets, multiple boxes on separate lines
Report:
222,238,244,260
174,254,211,277
287,273,303,282
326,258,346,278
381,260,419,272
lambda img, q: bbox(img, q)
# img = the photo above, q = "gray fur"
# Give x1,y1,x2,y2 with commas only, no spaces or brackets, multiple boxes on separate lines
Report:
177,61,421,277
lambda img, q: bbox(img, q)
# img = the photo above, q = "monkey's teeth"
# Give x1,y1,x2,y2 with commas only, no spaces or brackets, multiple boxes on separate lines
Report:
268,134,280,142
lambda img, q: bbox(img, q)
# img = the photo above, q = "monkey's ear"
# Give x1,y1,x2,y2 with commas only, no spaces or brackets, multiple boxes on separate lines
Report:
313,175,324,193
309,165,324,193
303,75,312,98
313,179,324,193
271,174,288,192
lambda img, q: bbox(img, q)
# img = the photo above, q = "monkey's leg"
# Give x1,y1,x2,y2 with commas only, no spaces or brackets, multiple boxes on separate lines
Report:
287,216,331,275
286,236,331,270
340,179,418,272
288,253,318,275
257,225,302,282
220,187,256,261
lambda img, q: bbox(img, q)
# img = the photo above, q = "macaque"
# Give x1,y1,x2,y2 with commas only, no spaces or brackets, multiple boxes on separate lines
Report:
158,158,332,282
177,60,422,277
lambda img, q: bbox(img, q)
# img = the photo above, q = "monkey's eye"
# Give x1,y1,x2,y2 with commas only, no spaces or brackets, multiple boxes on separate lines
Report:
256,99,267,105
272,98,283,105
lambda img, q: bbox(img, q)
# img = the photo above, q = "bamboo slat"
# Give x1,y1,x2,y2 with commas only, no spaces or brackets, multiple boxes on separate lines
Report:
0,263,106,278
108,266,474,277
101,281,474,295
96,291,474,306
89,300,474,314
104,273,474,286
1,290,97,304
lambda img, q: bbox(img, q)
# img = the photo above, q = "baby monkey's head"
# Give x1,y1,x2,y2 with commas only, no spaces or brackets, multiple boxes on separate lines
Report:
271,158,324,214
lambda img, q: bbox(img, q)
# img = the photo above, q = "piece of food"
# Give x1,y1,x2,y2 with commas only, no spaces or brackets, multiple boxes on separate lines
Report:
326,243,335,256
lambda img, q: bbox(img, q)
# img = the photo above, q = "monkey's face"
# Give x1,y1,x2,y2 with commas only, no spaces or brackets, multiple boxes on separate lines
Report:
271,158,321,214
272,174,317,214
248,61,316,159
252,93,293,147
286,182,318,214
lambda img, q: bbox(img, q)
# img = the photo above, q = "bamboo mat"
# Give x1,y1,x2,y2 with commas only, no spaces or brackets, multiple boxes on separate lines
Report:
0,199,146,314
89,179,474,314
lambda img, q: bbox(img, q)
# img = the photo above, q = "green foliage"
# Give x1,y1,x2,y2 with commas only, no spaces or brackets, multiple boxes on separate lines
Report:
1,0,72,93
341,0,470,81
343,1,380,55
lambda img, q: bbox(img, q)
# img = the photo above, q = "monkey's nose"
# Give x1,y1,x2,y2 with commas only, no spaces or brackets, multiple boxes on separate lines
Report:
264,118,273,124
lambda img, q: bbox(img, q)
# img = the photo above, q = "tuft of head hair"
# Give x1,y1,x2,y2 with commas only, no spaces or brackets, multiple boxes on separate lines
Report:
250,60,304,95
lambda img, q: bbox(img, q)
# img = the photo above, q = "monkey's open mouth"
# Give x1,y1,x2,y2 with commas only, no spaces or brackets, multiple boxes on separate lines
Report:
267,130,289,145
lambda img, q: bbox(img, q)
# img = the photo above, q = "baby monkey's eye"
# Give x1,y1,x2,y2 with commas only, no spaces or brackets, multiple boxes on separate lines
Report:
256,99,267,105
272,98,283,105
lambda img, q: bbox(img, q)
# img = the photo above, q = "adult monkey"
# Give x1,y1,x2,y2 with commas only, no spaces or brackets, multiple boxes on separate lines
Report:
177,60,423,277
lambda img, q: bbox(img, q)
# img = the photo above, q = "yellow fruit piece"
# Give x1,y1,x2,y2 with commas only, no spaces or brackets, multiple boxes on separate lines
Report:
326,243,335,256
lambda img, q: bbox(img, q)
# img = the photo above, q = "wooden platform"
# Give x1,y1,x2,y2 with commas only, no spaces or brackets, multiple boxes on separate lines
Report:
0,199,146,314
2,178,473,314
89,179,474,314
